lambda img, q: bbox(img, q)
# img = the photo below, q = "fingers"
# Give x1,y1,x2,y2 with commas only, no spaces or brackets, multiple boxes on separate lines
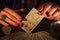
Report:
0,20,9,27
38,4,45,12
52,11,60,20
38,3,52,16
38,3,60,20
53,11,59,17
48,7,57,16
0,13,9,27
48,6,60,20
0,13,18,27
5,17,19,27
53,11,60,20
46,6,60,20
42,4,52,17
1,10,21,25
4,8,22,21
43,3,52,14
0,8,22,27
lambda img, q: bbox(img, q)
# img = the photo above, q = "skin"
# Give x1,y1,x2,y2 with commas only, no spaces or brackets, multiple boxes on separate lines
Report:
0,3,60,27
0,8,22,27
38,3,60,21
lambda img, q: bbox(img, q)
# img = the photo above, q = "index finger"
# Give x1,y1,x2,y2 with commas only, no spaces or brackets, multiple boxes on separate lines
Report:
43,3,52,13
4,8,22,21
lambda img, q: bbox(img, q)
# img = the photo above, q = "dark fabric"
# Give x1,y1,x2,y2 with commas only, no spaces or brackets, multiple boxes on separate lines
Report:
50,23,60,39
0,31,56,40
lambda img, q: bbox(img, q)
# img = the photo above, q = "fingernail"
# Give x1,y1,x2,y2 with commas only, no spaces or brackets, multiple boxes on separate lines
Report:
18,18,21,21
39,11,43,15
18,17,22,21
14,23,19,27
17,21,21,24
19,19,22,21
19,22,22,26
38,7,43,12
5,24,9,27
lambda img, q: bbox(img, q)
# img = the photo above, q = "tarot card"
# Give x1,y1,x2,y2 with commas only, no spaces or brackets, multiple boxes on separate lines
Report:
21,8,44,33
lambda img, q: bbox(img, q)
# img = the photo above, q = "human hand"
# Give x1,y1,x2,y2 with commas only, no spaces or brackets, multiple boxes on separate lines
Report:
0,8,22,27
38,3,60,21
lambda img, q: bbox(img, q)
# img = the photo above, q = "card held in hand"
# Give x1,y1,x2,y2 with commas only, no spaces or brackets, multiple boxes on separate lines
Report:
21,8,44,33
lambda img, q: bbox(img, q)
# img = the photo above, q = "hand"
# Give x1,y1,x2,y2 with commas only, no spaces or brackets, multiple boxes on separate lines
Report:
0,8,22,27
38,3,60,21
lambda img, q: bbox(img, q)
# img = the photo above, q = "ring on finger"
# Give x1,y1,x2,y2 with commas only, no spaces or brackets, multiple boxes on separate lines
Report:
0,15,7,21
